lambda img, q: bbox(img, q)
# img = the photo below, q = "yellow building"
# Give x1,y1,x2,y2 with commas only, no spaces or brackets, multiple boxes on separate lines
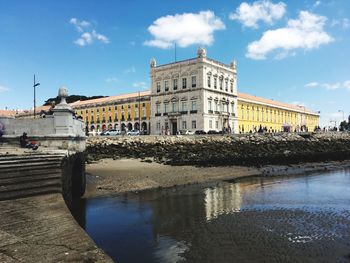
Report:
71,90,319,134
71,91,151,133
237,92,319,133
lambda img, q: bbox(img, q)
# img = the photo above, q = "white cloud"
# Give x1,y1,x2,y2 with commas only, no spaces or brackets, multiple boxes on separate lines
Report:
70,18,109,46
331,18,350,29
313,1,321,7
124,66,136,74
105,77,118,83
246,11,333,60
305,82,319,87
229,0,286,28
305,80,350,90
0,85,9,92
144,11,225,49
133,82,148,89
70,18,91,32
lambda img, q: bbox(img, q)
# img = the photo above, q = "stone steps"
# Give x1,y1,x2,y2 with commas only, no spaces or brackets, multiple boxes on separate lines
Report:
0,153,65,201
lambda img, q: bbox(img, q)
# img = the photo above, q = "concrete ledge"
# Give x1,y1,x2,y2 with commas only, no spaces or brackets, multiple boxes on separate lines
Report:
0,194,113,262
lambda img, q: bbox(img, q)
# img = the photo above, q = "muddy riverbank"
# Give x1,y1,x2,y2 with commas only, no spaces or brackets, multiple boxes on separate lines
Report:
84,158,350,198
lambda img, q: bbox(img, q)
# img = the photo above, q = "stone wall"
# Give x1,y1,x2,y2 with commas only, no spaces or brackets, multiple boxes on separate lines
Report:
86,132,350,166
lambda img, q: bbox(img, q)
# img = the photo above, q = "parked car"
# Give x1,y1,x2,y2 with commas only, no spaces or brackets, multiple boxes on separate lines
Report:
179,129,194,135
195,130,207,135
103,129,121,136
127,129,140,135
207,130,219,134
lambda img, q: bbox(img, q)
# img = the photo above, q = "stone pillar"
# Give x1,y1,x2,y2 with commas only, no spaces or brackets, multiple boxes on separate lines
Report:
53,86,75,136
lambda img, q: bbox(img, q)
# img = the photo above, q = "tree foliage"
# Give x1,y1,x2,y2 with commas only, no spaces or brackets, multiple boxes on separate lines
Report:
44,95,106,106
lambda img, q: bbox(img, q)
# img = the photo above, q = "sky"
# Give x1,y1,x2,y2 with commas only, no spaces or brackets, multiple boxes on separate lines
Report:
0,0,349,127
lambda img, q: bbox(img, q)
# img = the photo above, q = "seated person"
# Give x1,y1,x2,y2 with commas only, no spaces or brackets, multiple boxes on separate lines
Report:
19,132,39,150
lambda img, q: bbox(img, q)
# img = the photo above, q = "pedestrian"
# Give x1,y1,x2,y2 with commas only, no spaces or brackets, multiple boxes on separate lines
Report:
19,132,39,150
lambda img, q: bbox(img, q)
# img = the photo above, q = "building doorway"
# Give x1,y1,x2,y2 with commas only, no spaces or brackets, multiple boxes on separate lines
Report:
172,121,177,135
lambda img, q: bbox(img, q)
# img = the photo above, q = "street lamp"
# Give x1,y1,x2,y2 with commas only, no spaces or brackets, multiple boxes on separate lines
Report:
338,110,345,122
33,74,40,118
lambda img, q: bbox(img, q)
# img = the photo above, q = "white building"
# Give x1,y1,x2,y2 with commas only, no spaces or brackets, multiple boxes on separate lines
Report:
150,48,238,135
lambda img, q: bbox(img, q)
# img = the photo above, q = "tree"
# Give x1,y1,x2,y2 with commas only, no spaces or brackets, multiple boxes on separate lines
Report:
43,95,106,106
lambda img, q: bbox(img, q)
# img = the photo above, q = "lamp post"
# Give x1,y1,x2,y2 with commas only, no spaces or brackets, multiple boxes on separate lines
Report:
338,110,345,122
33,74,40,118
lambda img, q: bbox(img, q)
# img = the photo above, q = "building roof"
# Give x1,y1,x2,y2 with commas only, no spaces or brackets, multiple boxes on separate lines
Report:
0,110,18,117
71,90,151,108
237,92,319,115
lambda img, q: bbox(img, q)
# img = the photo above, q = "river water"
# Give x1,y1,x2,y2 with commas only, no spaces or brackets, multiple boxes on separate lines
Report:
72,169,350,263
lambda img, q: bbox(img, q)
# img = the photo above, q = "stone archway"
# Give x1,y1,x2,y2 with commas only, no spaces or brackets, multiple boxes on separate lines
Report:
108,124,113,130
141,122,147,132
90,125,95,131
121,123,126,131
96,125,100,132
127,123,132,131
102,124,107,131
134,122,140,130
114,123,118,129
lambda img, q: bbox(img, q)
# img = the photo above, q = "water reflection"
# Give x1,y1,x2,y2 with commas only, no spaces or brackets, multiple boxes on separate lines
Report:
72,169,350,263
205,183,242,220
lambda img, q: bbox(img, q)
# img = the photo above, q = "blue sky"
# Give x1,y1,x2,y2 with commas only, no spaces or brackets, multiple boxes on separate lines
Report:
0,0,349,126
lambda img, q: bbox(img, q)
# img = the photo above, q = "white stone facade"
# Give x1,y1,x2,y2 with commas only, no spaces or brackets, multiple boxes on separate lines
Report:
150,48,238,135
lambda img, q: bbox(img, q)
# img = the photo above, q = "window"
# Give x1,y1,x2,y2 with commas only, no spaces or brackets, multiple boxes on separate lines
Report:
156,104,161,114
135,108,139,118
208,100,212,111
142,107,146,117
215,101,218,111
230,81,234,93
156,82,161,92
214,77,217,89
102,108,105,112
252,107,255,120
231,103,235,114
191,100,197,111
182,78,187,89
181,101,187,111
215,121,218,129
156,122,161,131
164,103,169,113
182,121,187,129
225,79,228,92
247,107,250,120
209,120,212,129
219,77,223,90
241,106,244,119
172,101,177,112
164,80,169,91
207,75,211,87
192,76,196,87
173,79,178,90
192,120,196,129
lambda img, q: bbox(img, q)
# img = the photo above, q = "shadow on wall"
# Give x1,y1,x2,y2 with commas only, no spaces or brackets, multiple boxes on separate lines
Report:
61,152,86,208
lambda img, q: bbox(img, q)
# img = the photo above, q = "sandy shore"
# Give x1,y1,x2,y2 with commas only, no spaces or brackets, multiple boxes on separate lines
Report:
84,158,350,198
84,158,260,198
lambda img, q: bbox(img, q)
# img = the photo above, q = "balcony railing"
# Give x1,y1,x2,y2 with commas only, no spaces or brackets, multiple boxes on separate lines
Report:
190,110,198,114
155,113,161,117
208,110,213,114
180,111,188,115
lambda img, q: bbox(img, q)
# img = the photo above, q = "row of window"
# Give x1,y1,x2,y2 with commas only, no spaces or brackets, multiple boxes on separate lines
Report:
156,120,197,131
155,100,197,114
156,76,197,93
240,106,317,124
208,100,235,113
76,103,147,115
207,75,234,93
